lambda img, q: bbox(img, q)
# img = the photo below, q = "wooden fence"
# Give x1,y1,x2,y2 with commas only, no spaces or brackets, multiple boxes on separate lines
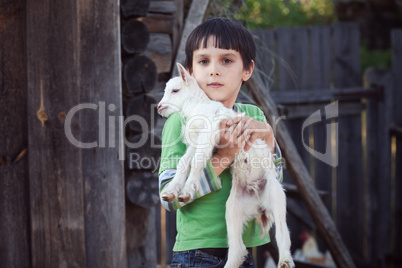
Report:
154,24,402,267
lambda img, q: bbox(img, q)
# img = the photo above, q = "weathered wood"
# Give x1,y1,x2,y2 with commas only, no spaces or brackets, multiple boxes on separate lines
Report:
126,204,157,268
26,0,126,266
144,33,172,74
364,68,393,264
124,55,157,95
126,170,159,208
125,95,158,133
121,0,150,18
122,20,150,54
0,1,31,267
247,74,356,268
270,87,382,104
172,0,210,77
138,14,175,34
333,22,364,265
391,28,402,258
309,26,333,231
253,29,276,92
280,101,364,119
275,27,311,171
149,1,176,14
172,0,184,70
276,27,311,245
126,133,161,171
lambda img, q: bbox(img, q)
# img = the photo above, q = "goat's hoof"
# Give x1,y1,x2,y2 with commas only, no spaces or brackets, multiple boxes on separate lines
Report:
178,193,191,202
161,193,175,202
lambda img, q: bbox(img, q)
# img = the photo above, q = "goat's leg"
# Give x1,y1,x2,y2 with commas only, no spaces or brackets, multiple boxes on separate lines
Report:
161,146,195,202
224,183,249,268
265,177,294,268
178,132,215,202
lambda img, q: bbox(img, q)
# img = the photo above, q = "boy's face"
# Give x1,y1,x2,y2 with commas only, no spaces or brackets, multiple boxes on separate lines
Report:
191,36,254,108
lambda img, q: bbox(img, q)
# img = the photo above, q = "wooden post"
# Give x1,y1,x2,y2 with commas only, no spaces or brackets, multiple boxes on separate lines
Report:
391,29,402,259
333,23,364,264
0,1,31,267
364,68,393,265
172,0,210,77
247,74,356,268
26,0,126,267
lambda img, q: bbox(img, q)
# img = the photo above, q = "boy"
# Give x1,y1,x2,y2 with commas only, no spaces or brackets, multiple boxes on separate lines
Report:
158,17,283,268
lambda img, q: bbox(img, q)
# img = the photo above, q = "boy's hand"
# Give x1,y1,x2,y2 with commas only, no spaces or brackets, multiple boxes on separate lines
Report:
226,116,275,152
215,118,249,163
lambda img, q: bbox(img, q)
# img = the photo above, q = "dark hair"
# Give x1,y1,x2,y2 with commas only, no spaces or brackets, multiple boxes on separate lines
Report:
184,18,256,73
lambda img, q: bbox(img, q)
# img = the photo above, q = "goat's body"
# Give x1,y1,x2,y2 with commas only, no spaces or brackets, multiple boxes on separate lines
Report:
158,65,294,268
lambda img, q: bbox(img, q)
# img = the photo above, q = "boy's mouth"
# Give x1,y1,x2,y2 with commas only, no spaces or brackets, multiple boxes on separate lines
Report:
208,82,223,88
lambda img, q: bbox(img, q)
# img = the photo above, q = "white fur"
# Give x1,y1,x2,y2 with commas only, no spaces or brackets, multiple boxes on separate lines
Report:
158,63,294,268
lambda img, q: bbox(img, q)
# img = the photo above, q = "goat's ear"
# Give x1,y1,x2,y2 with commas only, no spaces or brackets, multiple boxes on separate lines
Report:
176,63,190,84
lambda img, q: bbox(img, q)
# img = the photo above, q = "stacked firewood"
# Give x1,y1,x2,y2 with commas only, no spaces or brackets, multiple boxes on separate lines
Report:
120,1,183,266
121,0,182,209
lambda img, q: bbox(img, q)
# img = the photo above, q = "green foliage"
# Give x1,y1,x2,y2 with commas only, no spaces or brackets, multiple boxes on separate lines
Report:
205,0,336,29
360,46,392,73
237,0,336,29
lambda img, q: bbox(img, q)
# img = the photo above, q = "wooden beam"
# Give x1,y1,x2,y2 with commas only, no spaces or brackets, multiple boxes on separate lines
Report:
26,0,126,266
270,86,383,104
0,1,31,267
247,74,356,268
172,0,210,77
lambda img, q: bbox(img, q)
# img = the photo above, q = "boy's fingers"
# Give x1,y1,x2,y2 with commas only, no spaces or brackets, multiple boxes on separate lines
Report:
226,116,250,126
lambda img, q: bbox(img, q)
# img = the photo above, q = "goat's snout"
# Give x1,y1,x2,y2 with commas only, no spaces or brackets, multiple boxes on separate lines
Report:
157,103,166,115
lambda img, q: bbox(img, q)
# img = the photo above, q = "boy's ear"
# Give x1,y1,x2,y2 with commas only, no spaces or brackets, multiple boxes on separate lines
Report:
176,62,190,84
242,60,255,82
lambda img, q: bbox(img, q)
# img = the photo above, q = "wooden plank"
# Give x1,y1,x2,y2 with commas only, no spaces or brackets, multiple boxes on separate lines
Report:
0,1,31,267
144,33,172,74
26,0,126,266
275,27,312,247
126,205,157,268
248,74,356,268
282,102,364,119
391,29,402,258
172,0,183,71
333,22,364,265
308,26,333,228
252,29,276,93
276,27,310,91
270,86,381,104
149,1,176,14
364,68,393,264
138,14,175,34
172,0,210,77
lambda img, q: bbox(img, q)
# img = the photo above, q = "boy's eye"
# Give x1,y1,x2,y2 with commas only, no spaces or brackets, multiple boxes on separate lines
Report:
222,58,232,64
172,89,180,93
199,59,208,65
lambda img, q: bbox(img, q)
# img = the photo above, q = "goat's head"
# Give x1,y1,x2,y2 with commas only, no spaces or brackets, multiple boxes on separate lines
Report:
157,63,199,118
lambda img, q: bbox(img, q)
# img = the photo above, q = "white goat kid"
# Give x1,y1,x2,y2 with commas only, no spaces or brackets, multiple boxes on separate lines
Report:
158,63,294,268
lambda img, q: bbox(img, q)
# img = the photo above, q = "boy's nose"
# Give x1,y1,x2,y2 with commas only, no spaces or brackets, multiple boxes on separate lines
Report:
209,62,221,77
209,71,221,77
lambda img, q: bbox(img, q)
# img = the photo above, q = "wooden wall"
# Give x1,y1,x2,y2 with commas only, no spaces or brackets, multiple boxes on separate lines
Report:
1,0,127,267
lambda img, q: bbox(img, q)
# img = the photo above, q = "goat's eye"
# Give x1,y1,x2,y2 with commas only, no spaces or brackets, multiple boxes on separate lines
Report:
172,89,180,93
